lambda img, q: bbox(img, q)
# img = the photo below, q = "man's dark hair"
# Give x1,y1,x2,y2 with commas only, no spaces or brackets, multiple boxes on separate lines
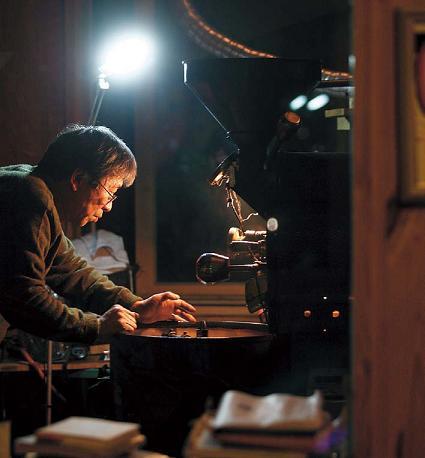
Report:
37,124,137,187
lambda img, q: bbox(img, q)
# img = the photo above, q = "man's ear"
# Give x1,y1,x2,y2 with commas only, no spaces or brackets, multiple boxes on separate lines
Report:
70,169,86,192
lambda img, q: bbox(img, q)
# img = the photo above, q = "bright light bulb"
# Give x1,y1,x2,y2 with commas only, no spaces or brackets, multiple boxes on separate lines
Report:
98,73,110,90
289,95,307,111
306,94,330,111
98,33,156,79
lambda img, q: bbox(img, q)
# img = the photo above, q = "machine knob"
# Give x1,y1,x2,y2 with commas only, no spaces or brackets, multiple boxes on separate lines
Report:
196,252,261,284
196,253,230,284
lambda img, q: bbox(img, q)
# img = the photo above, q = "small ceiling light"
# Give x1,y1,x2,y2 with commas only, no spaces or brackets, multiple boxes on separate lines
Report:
289,95,307,111
306,94,330,111
348,54,356,71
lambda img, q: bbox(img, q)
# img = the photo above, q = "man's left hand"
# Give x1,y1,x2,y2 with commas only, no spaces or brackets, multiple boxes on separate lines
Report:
131,291,197,324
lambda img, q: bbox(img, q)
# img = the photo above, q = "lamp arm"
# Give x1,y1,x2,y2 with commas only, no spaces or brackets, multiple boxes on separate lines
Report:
88,85,107,125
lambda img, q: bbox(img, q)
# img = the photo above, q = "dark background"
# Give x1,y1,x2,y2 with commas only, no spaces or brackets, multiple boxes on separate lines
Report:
0,0,351,281
90,0,351,281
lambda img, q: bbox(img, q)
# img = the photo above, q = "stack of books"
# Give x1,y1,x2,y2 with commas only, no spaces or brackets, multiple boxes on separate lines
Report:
184,390,335,457
14,416,146,458
184,413,307,458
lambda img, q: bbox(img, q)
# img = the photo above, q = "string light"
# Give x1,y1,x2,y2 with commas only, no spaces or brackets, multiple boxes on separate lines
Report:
181,0,353,81
182,0,276,58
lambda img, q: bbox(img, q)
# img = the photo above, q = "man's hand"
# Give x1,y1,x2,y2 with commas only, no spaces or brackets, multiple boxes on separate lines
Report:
97,304,139,341
132,292,197,323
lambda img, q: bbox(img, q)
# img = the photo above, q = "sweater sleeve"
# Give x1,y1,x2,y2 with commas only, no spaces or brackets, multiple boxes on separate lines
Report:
46,235,141,315
0,191,141,344
0,204,106,343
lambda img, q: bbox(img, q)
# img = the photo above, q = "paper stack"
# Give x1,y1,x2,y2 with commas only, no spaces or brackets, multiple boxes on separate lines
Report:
14,416,146,458
211,390,330,453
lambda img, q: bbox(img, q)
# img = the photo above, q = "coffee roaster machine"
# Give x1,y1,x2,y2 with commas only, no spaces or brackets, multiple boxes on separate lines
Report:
111,58,351,456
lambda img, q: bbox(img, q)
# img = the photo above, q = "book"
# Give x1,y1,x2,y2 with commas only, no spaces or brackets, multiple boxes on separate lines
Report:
15,433,145,458
213,430,316,452
184,413,307,458
212,417,347,455
212,390,328,434
14,416,145,457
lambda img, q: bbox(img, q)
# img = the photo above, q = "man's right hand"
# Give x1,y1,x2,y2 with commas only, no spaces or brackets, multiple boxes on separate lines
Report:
97,304,139,341
131,292,197,323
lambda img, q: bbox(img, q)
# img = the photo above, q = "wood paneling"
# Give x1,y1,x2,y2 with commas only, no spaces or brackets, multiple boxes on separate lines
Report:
353,0,425,456
0,1,91,167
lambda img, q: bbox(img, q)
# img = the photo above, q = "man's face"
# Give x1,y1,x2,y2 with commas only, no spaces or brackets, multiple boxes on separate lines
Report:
75,175,124,227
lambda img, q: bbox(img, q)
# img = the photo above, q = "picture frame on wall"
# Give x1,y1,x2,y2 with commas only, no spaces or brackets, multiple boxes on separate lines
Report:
397,9,425,204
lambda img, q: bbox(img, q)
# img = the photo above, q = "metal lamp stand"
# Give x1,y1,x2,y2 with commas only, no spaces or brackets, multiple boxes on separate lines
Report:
46,340,53,424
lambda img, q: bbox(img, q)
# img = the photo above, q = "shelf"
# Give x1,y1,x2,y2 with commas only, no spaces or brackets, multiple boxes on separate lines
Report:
0,355,109,373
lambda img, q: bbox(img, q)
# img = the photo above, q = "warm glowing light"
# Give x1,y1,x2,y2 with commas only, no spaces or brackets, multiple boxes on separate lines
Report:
303,310,312,318
306,94,330,111
210,170,224,186
332,310,340,318
289,95,307,111
285,111,301,124
182,0,275,58
98,33,156,79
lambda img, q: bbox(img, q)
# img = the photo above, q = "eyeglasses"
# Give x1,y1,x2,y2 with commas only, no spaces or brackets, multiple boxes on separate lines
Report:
96,181,118,205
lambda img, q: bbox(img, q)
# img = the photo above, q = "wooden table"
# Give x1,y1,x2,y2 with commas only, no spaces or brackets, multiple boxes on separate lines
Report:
0,354,109,373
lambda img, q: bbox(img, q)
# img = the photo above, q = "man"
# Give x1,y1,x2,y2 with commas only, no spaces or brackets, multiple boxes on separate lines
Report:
0,124,196,343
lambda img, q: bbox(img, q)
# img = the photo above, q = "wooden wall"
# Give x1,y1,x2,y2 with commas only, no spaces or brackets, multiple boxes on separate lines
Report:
0,0,92,167
353,0,425,456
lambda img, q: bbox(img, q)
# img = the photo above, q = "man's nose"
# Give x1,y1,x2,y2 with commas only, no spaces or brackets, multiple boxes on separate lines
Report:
102,200,114,212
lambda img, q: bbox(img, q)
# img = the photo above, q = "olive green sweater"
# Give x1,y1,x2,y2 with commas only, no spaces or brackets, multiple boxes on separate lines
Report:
0,164,141,343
